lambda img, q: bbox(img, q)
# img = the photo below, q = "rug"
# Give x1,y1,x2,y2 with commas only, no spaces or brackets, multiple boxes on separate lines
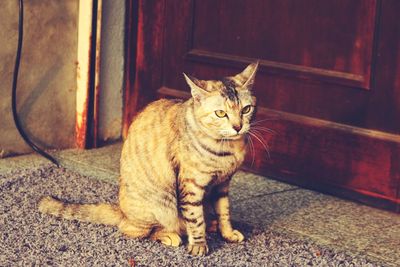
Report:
0,165,381,266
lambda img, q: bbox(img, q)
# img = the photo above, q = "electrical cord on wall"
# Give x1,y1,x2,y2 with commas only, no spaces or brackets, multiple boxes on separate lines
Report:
12,0,60,167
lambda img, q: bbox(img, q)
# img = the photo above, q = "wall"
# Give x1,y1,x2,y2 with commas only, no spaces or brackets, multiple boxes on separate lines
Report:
0,0,78,157
98,0,125,143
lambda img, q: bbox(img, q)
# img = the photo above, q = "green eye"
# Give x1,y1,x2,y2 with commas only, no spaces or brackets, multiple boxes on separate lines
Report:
241,105,252,114
215,110,227,118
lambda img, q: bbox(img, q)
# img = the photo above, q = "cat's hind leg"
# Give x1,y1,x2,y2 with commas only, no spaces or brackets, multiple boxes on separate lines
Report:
150,229,182,247
151,200,183,247
118,218,152,239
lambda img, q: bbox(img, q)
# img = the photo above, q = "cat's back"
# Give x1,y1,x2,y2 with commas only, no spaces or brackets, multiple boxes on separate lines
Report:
121,98,184,170
127,98,183,134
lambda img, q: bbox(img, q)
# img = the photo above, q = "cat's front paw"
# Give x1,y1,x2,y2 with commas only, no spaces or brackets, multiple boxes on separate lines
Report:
222,229,244,243
187,243,209,256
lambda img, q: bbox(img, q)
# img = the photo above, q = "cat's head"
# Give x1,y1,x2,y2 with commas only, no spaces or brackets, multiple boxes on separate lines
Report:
184,62,258,140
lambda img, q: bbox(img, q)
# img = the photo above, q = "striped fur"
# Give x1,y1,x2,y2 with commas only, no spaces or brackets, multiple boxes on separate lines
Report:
38,62,259,256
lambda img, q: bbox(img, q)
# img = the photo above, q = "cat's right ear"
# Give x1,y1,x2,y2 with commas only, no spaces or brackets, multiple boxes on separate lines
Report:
183,73,208,102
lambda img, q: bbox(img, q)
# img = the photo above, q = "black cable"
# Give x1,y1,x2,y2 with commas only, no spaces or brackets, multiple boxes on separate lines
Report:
12,0,60,167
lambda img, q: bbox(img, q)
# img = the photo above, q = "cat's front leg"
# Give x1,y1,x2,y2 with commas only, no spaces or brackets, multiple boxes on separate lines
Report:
213,180,244,243
180,177,209,256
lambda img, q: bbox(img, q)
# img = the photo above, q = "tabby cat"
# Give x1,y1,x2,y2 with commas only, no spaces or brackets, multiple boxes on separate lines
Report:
39,62,259,256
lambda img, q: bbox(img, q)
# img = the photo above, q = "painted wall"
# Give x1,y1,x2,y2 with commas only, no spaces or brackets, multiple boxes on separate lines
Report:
98,0,125,143
0,0,78,157
0,0,125,157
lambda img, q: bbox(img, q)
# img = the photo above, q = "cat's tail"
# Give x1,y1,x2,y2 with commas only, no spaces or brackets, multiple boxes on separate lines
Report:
38,196,124,226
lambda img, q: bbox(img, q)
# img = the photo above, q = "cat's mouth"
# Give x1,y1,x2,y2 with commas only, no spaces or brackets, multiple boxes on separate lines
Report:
226,135,243,140
219,131,246,140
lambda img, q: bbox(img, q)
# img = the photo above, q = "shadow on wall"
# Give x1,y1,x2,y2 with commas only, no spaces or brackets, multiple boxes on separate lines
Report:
0,1,78,157
18,59,63,148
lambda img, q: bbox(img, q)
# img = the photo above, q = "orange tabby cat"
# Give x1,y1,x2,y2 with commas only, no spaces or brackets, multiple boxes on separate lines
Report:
39,62,258,256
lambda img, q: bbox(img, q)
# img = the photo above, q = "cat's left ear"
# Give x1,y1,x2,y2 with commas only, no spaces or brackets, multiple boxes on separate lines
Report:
233,61,259,90
183,73,209,102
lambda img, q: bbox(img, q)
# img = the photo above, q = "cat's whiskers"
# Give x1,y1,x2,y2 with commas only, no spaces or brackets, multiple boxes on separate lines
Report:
219,137,226,153
251,129,271,151
250,125,276,135
248,130,271,160
246,134,256,167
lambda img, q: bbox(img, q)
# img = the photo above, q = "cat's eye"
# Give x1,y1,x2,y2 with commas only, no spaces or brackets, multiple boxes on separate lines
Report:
215,110,227,118
241,105,252,114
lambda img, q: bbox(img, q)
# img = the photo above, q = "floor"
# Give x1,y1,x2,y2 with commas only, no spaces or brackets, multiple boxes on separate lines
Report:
1,142,399,266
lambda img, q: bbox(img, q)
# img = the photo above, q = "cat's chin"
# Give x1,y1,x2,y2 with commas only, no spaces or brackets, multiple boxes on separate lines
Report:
219,134,244,141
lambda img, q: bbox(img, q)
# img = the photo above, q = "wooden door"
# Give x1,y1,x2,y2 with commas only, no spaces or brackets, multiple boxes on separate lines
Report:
124,0,400,212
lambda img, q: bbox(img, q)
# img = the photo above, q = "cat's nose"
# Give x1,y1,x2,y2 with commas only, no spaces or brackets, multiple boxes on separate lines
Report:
233,124,242,133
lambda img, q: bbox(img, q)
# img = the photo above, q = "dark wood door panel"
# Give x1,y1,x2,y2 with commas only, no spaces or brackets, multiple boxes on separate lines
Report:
191,0,377,89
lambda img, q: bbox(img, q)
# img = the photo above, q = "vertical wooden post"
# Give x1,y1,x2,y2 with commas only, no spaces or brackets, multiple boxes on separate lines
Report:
76,0,102,148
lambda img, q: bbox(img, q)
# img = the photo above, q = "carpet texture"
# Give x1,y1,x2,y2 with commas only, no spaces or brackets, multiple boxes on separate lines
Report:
0,165,382,266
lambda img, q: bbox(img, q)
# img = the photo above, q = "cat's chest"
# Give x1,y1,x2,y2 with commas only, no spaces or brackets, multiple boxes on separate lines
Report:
213,152,243,173
180,136,246,174
204,170,235,196
208,143,245,172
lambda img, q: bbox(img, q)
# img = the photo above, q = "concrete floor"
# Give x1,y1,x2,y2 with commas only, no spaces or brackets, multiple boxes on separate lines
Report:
1,143,399,266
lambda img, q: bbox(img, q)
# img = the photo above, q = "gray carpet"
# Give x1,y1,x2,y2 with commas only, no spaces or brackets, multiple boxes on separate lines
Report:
0,165,382,266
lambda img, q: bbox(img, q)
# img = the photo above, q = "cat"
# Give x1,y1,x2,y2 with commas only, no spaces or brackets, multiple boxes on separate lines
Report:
39,62,259,256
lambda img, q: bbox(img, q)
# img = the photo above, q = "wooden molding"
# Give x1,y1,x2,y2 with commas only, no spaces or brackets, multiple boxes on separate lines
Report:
186,49,370,90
